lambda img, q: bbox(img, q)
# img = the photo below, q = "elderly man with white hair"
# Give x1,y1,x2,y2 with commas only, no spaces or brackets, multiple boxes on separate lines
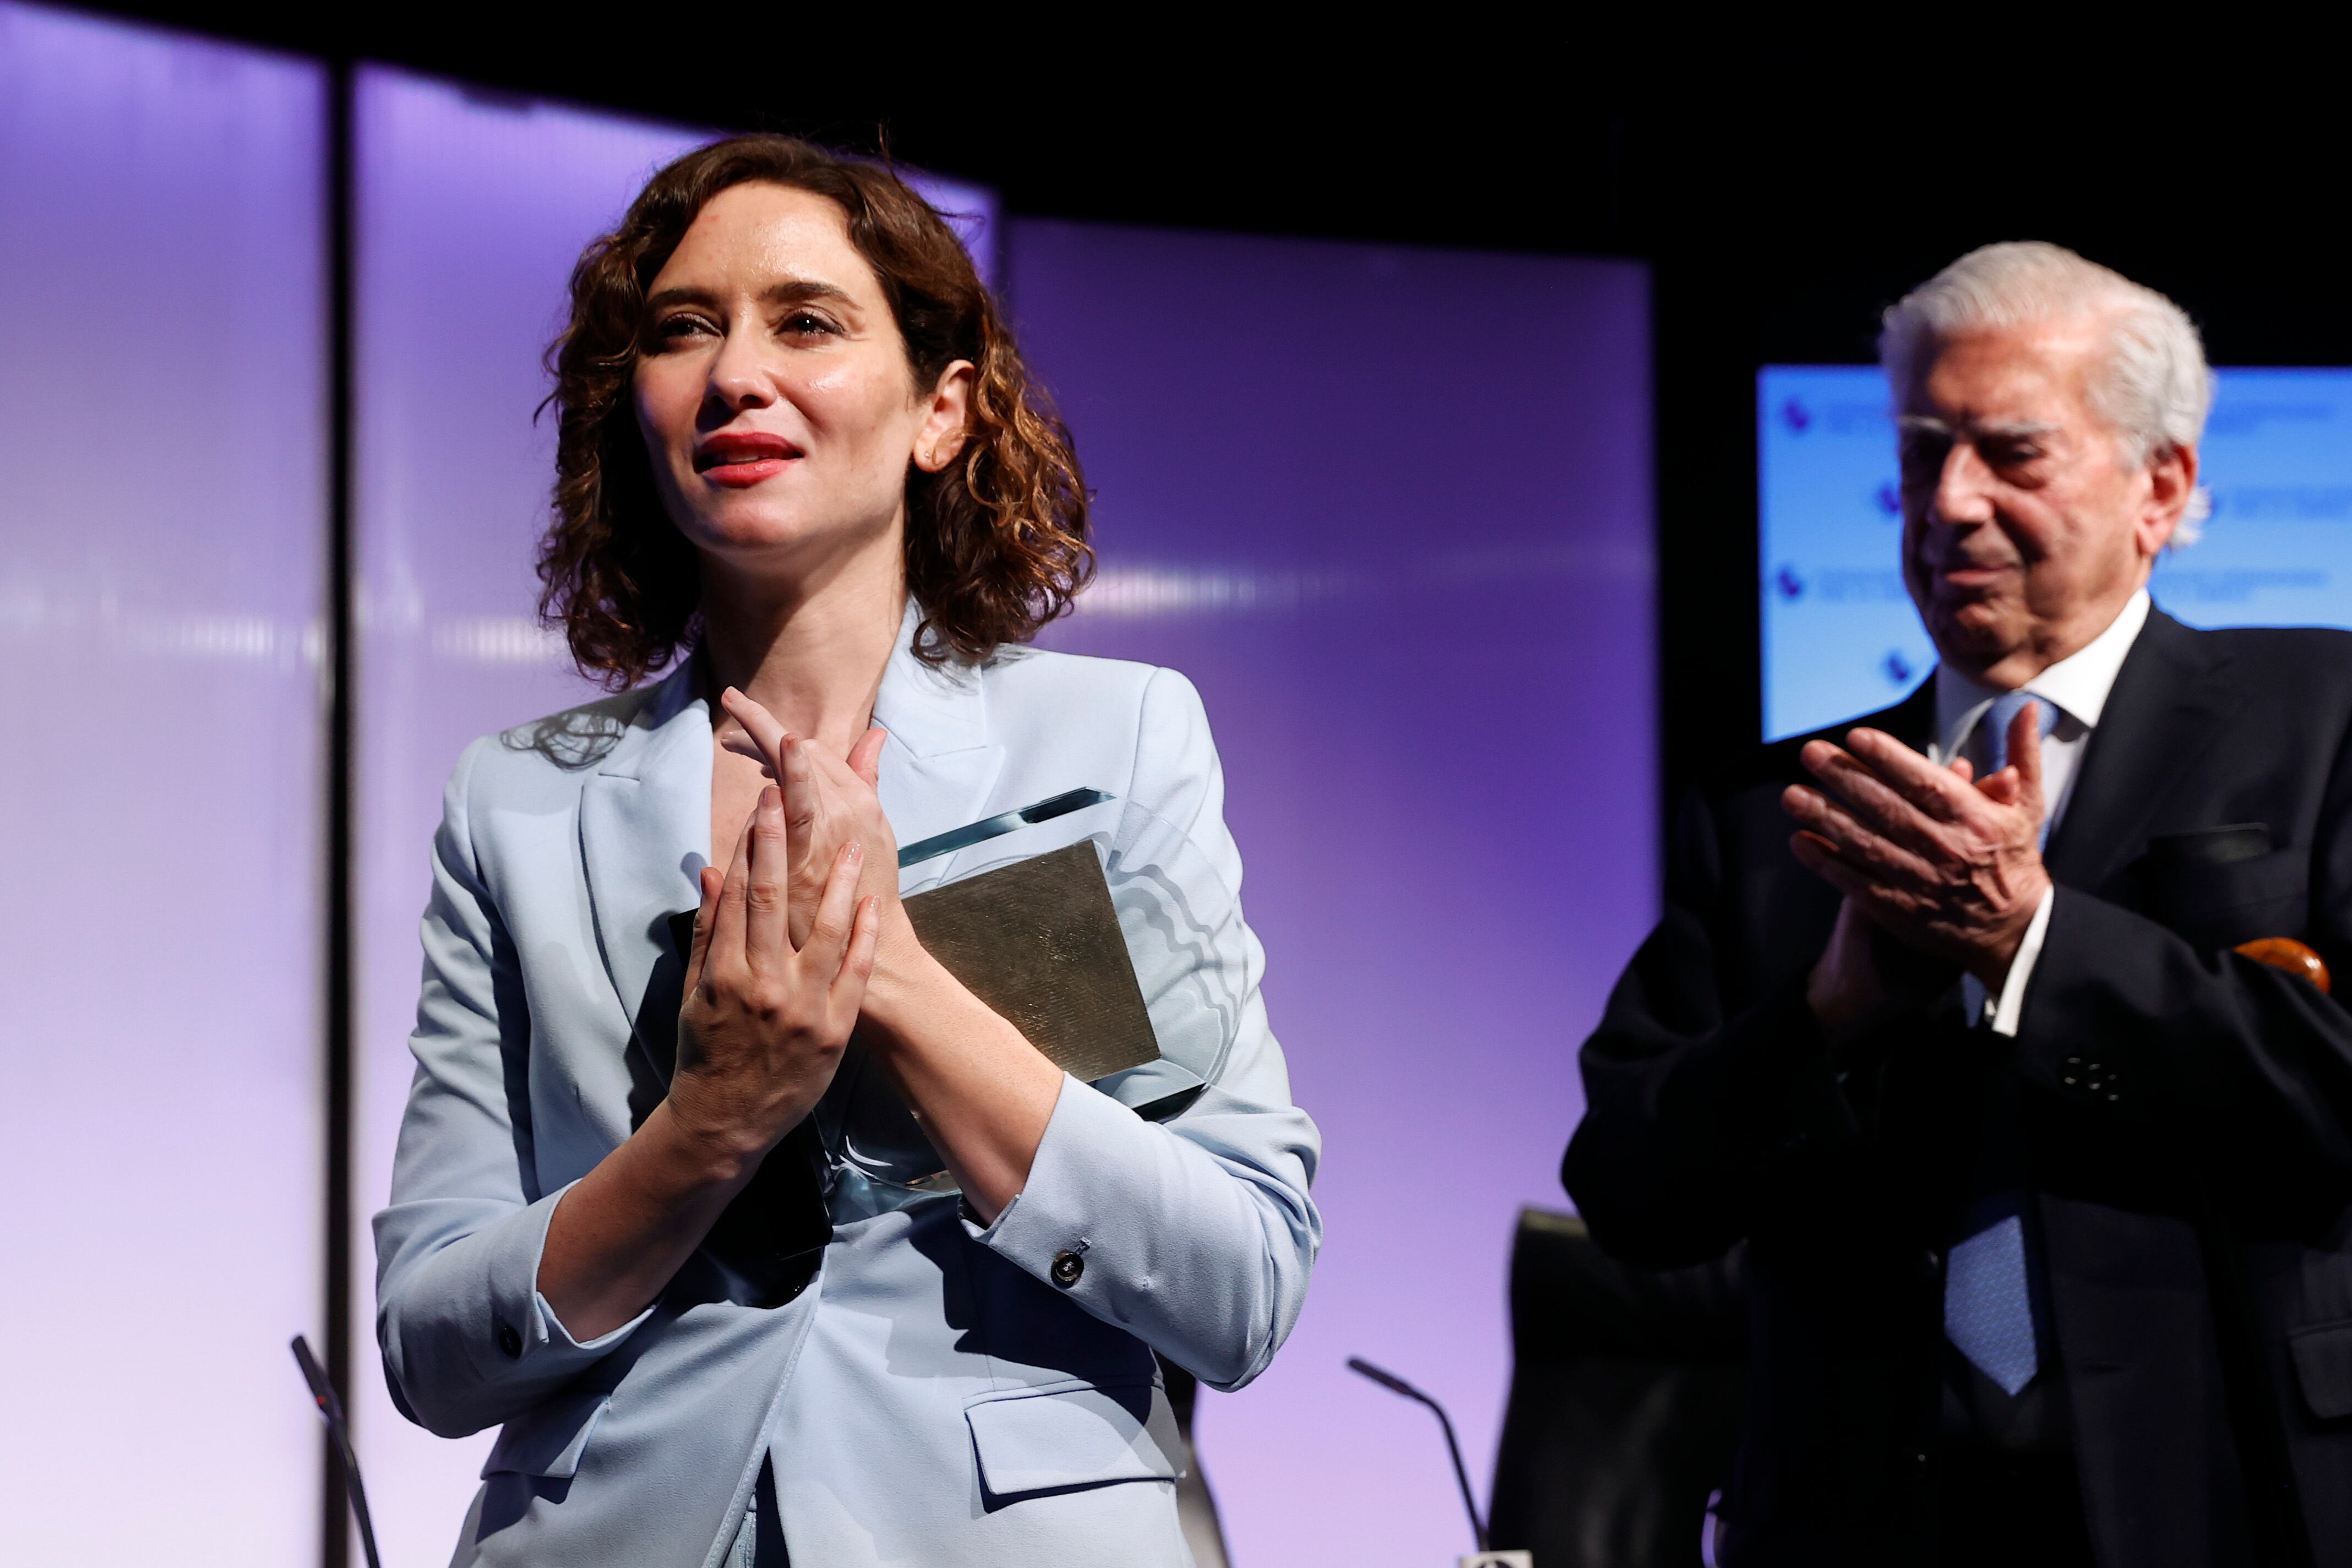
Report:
1566,243,2352,1567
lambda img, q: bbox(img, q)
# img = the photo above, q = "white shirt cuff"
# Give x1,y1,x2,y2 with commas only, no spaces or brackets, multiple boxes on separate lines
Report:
1986,886,2056,1038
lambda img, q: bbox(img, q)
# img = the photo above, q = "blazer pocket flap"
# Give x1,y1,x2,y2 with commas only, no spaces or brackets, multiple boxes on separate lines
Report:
481,1391,612,1479
2198,847,2306,911
2289,1320,2352,1420
965,1382,1179,1499
2148,823,2273,868
2143,845,2307,943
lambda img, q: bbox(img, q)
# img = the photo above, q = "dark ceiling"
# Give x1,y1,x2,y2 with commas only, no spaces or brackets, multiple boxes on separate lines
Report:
74,3,2352,790
87,7,2352,364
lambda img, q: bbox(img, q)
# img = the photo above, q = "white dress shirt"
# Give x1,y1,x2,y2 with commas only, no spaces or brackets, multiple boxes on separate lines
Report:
1926,588,2153,1035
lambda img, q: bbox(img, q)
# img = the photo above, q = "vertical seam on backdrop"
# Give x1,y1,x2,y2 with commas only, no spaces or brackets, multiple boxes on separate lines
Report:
322,53,358,1568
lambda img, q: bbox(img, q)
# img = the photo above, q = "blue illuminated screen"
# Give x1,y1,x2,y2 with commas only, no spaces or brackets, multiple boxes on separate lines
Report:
1760,365,2352,739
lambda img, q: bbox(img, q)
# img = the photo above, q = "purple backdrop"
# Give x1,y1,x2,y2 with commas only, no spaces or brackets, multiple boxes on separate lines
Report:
1014,220,1656,1566
0,21,1655,1556
0,4,328,1559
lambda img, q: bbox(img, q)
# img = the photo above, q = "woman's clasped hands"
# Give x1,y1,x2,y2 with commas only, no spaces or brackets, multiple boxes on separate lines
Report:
666,766,881,1170
718,688,906,957
537,729,895,1341
714,684,1064,1219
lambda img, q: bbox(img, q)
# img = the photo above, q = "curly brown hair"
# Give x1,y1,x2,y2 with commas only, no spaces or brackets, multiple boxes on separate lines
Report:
539,135,1091,688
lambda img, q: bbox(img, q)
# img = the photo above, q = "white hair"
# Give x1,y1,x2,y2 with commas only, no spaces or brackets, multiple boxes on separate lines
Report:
1879,241,2214,543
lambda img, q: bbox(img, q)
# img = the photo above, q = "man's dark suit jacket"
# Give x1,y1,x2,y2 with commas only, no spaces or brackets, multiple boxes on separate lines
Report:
1564,610,2352,1567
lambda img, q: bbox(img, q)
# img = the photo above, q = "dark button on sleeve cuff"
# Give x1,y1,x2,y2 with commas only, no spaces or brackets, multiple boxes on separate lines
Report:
1050,1250,1085,1288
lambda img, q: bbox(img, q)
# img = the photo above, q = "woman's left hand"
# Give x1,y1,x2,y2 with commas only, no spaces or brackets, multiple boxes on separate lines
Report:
718,689,903,952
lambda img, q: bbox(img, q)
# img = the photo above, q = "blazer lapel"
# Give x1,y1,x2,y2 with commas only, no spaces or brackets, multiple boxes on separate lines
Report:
2044,608,2235,894
579,660,712,1085
873,606,1005,892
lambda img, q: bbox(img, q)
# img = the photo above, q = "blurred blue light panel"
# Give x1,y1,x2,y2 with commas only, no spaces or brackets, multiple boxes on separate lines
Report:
1760,365,2352,739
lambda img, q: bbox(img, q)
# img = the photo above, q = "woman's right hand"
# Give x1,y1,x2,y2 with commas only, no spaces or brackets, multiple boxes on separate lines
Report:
667,784,880,1170
537,789,877,1340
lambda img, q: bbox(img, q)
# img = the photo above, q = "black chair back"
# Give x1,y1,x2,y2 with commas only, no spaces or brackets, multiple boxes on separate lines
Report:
1485,1208,1747,1567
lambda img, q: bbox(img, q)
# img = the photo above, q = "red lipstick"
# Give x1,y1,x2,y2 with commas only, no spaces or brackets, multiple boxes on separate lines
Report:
693,432,802,487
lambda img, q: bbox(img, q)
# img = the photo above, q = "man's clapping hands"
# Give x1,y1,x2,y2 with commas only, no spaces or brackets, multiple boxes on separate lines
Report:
1784,701,2054,1041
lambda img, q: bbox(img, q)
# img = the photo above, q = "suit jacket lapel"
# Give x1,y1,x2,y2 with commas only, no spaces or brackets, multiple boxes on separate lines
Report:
2044,608,2234,894
873,607,1005,892
579,660,712,1087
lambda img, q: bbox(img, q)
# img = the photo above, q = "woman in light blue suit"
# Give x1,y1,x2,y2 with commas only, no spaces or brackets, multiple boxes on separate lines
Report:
373,137,1321,1567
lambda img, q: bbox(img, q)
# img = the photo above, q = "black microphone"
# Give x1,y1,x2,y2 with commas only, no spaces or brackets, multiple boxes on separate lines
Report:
292,1335,385,1568
1347,1355,1487,1553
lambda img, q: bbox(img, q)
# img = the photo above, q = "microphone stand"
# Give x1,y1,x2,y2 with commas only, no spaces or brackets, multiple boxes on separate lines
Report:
293,1334,385,1568
1348,1355,1487,1554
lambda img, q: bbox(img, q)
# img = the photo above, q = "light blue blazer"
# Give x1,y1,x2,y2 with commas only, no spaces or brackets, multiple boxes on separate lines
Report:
374,615,1322,1567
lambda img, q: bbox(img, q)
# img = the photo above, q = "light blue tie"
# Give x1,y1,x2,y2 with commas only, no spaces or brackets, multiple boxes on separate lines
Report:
1947,1213,2038,1395
1945,689,2065,1396
1978,688,2061,786
1957,689,2064,1022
